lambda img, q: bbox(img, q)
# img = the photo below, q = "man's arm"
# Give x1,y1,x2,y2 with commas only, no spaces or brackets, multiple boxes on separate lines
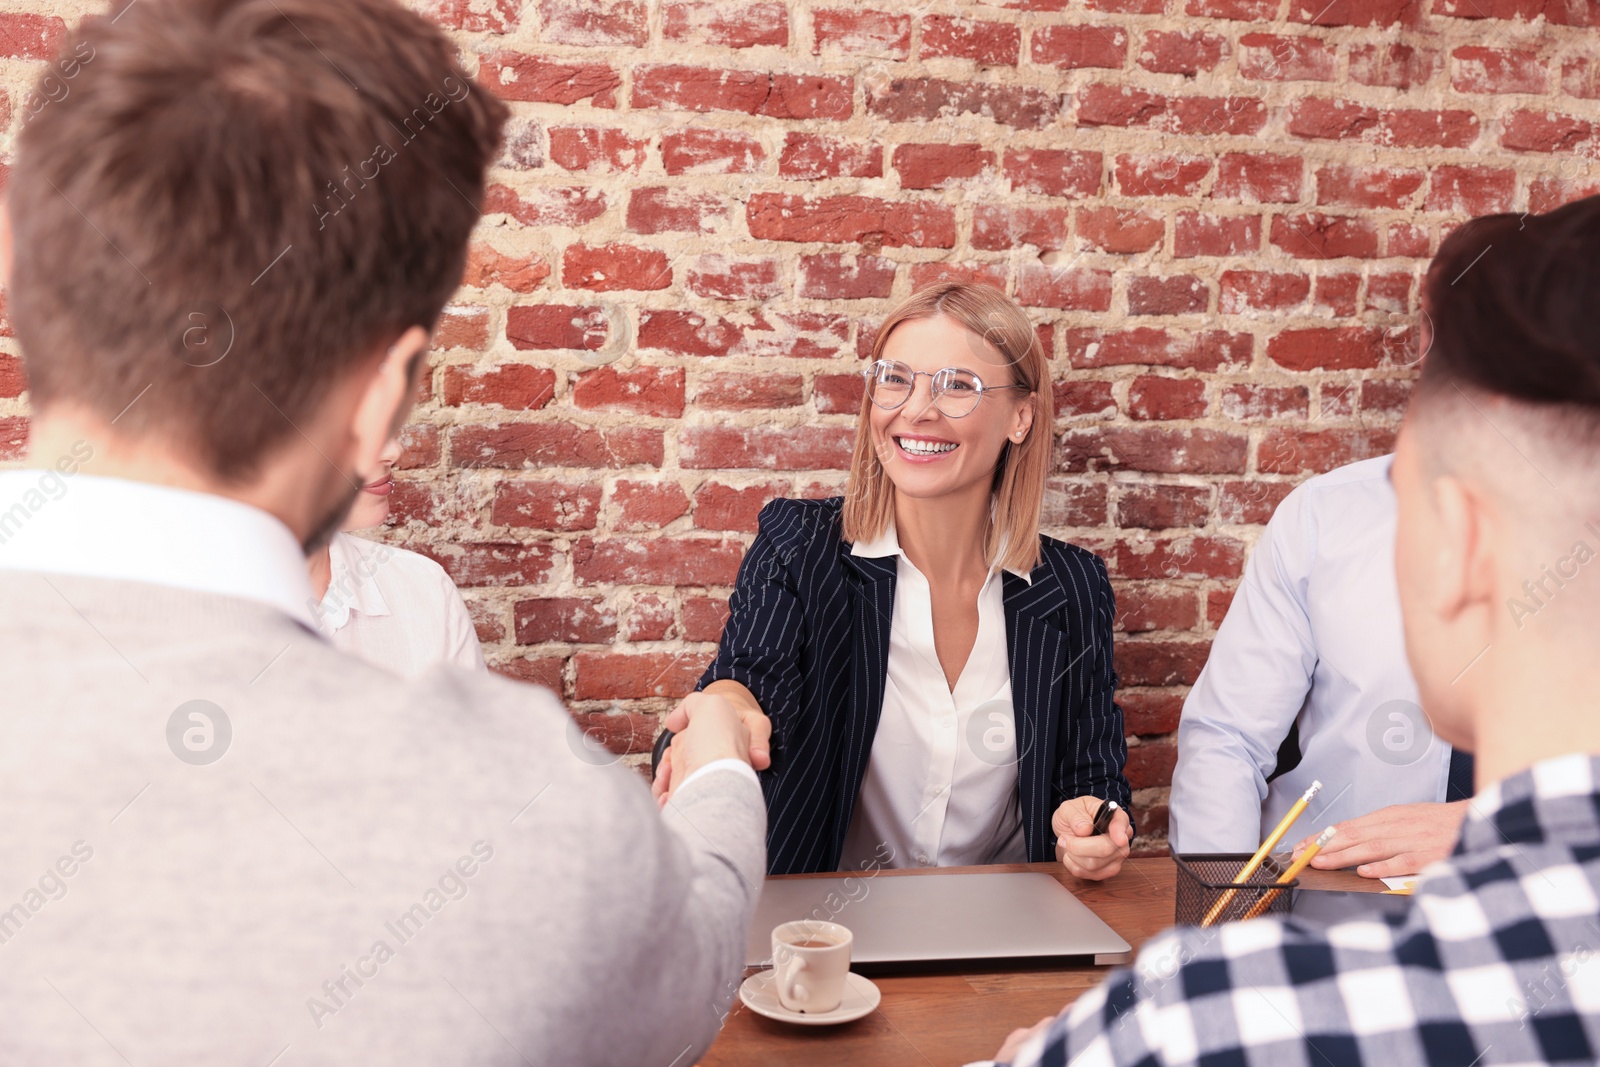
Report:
551,698,765,1066
1169,491,1319,853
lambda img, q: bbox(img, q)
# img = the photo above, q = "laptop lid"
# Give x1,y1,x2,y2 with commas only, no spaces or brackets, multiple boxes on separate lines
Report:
746,871,1132,969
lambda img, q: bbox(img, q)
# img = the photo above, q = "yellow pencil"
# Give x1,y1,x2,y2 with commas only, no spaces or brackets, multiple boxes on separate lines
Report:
1200,780,1322,927
1240,826,1337,920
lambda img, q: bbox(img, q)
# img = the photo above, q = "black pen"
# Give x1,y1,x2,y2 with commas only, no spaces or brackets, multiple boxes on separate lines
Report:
1091,799,1120,836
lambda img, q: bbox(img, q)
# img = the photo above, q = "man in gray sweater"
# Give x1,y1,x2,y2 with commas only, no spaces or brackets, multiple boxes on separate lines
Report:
0,1,766,1064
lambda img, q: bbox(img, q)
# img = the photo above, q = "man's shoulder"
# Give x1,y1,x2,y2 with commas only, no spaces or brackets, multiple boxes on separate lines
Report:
1282,454,1396,515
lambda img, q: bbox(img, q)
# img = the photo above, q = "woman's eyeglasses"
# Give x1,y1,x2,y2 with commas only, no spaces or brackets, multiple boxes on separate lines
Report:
861,359,1030,419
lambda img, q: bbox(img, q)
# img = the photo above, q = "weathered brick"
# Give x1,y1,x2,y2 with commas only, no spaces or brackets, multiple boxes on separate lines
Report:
680,426,856,469
1004,148,1104,198
812,9,910,58
1269,213,1380,258
1061,427,1249,474
1348,42,1440,89
1068,327,1252,370
572,537,745,586
492,481,602,531
1117,486,1213,530
1451,46,1547,94
1113,154,1211,197
1173,212,1261,257
1237,33,1335,80
663,2,789,48
1219,270,1310,312
1137,30,1229,75
451,423,664,469
798,252,897,299
921,15,1021,65
1128,275,1210,315
515,597,618,644
1315,165,1425,209
747,193,956,248
1267,326,1395,370
867,77,1066,129
972,205,1070,251
1127,375,1208,420
611,479,693,529
633,65,853,120
1213,153,1302,204
626,186,730,235
1258,428,1398,474
685,254,784,301
572,366,686,417
778,133,883,179
442,365,556,410
481,53,620,105
539,0,647,47
660,127,766,175
1032,24,1129,69
563,242,674,290
690,372,806,410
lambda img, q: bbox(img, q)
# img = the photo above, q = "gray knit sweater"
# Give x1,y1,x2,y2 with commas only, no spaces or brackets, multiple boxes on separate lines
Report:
0,570,765,1066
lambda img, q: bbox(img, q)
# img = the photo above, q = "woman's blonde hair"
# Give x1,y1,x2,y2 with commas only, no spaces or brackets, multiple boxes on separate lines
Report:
841,283,1052,574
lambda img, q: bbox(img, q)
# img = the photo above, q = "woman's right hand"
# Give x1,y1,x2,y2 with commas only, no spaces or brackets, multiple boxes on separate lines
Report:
651,686,772,805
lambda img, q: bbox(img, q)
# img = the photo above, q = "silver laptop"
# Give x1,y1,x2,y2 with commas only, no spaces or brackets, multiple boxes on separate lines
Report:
746,871,1132,968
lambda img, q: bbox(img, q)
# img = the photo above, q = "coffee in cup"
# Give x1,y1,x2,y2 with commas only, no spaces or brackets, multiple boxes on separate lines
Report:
771,920,852,1013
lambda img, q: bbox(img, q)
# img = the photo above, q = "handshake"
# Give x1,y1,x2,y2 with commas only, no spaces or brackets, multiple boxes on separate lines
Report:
649,681,775,807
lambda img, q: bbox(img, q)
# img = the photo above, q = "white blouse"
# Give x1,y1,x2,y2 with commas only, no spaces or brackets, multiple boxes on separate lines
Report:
310,532,485,678
838,523,1029,870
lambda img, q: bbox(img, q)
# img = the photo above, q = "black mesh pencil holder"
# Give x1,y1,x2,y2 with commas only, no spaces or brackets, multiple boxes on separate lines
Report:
1174,853,1298,927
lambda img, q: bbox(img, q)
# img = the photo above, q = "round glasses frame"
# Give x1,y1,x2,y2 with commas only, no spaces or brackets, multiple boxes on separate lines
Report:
861,359,1031,419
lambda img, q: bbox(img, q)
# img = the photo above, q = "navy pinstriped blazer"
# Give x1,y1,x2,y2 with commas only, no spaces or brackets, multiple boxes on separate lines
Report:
697,496,1132,876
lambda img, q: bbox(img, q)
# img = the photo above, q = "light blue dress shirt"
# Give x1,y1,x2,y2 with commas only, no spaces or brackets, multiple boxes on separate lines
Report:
1169,454,1457,853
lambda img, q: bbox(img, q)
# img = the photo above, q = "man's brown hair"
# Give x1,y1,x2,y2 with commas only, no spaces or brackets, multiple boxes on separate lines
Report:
8,0,508,480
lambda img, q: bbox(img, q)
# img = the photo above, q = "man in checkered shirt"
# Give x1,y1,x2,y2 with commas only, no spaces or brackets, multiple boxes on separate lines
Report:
992,197,1600,1067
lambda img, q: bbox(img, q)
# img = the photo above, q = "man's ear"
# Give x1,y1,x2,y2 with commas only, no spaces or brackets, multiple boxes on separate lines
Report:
1431,473,1496,624
349,325,429,484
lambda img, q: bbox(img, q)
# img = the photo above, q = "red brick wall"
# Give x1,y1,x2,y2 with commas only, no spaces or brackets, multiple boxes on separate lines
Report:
3,0,1599,847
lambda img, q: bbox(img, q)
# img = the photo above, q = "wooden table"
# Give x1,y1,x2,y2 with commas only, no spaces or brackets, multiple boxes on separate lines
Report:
700,857,1381,1067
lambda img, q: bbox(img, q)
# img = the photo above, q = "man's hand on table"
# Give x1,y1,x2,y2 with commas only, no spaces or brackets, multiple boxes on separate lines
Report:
650,691,757,809
1292,800,1468,879
991,1014,1056,1065
1052,796,1131,881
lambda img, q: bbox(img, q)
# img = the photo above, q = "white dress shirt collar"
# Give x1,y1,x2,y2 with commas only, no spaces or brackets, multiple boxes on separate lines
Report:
849,519,1034,585
317,531,393,631
0,471,317,629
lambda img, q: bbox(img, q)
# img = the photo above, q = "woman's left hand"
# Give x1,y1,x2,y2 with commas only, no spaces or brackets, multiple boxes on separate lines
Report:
1051,796,1131,881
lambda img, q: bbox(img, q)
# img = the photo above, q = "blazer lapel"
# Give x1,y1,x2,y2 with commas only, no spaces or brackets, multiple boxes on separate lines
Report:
837,550,897,859
1004,560,1071,863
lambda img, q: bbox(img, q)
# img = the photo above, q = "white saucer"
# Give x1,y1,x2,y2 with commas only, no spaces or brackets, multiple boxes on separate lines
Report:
738,969,881,1026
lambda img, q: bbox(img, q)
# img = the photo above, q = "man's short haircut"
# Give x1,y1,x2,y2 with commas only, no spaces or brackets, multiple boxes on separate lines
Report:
8,0,508,481
1417,197,1600,438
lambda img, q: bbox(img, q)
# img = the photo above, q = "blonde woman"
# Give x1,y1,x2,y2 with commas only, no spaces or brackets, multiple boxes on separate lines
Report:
654,283,1132,878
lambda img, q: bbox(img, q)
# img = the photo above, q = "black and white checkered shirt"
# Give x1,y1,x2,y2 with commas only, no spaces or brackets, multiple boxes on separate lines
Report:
1010,753,1600,1067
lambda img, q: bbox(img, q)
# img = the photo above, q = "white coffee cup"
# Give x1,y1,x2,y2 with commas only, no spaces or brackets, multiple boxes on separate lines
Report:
771,920,852,1014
